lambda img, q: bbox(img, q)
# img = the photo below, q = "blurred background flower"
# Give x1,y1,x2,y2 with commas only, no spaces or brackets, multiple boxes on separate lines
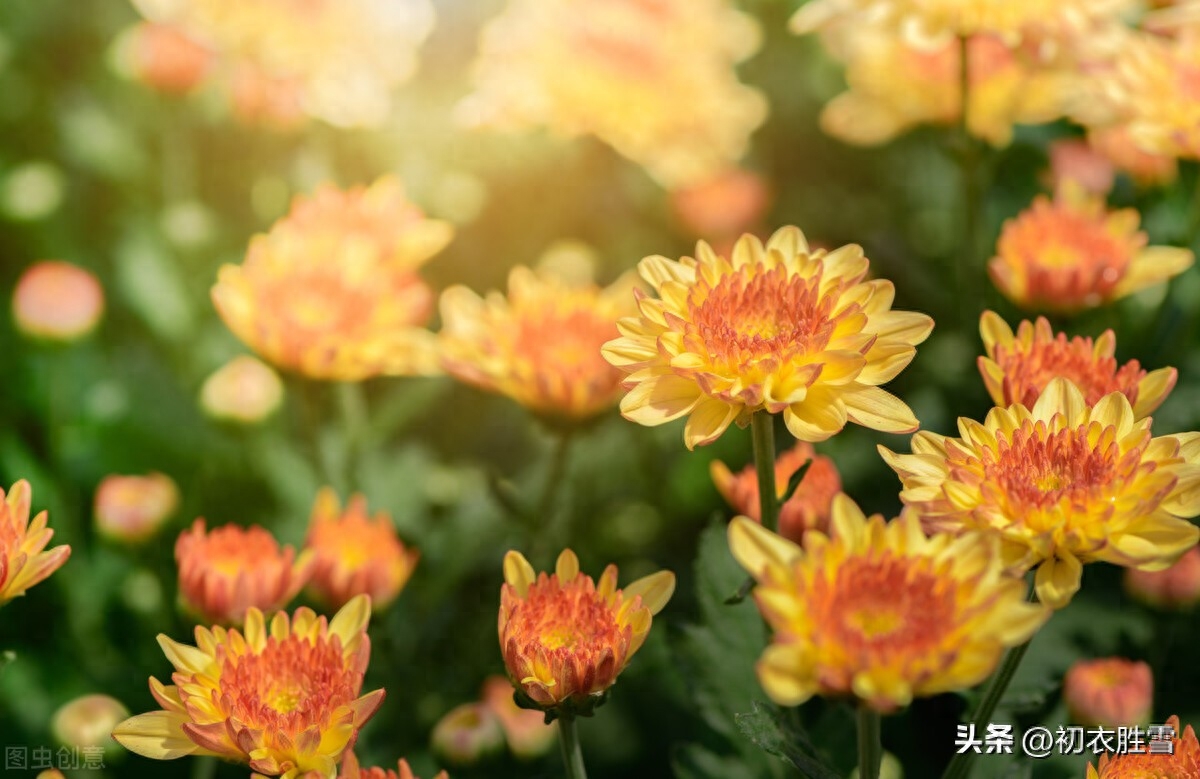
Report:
1063,657,1153,727
12,262,104,343
93,473,179,545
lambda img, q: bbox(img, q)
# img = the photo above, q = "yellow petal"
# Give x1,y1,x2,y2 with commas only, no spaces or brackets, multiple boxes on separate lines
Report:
830,493,868,550
156,635,212,676
330,594,372,648
766,226,810,259
1133,367,1178,419
503,550,536,597
978,310,1014,357
783,388,847,442
555,549,579,582
728,516,801,580
757,643,816,706
1034,553,1083,609
1031,377,1086,424
111,711,199,759
619,375,704,426
623,570,676,615
683,398,740,450
841,385,919,434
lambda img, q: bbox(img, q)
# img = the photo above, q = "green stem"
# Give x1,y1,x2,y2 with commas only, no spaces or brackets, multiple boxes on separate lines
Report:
558,714,589,779
336,381,369,493
190,756,217,779
940,623,1035,779
957,34,982,329
750,412,779,533
857,704,882,779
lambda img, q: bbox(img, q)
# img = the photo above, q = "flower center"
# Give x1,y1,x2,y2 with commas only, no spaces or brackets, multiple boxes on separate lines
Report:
510,576,626,663
514,307,617,375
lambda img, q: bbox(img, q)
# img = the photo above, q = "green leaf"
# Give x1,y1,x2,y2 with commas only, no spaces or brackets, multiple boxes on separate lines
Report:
735,702,843,779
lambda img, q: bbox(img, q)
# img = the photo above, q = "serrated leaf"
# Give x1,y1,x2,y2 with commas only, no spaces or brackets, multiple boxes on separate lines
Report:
735,702,842,779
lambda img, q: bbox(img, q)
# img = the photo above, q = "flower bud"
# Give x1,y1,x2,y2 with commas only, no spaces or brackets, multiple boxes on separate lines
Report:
94,473,179,544
1064,658,1153,727
1125,548,1200,611
13,261,104,342
481,675,557,760
52,694,129,753
430,702,506,767
199,356,284,424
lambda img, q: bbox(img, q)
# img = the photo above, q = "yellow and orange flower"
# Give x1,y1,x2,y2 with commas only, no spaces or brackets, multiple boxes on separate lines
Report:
439,265,639,421
710,442,842,543
94,472,180,545
602,227,934,449
499,549,674,716
1064,658,1152,727
304,488,419,612
112,596,384,778
1088,715,1200,778
338,750,447,779
977,311,1176,419
1125,546,1200,610
176,519,313,625
880,378,1200,609
817,31,1070,148
480,675,557,760
988,184,1193,314
0,480,71,607
457,0,766,188
728,494,1048,712
212,176,452,381
12,261,105,342
199,355,284,424
669,167,772,243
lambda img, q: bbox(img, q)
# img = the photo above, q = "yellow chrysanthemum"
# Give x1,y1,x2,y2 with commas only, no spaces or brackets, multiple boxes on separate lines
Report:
212,176,452,381
438,265,639,422
880,378,1200,609
112,596,384,779
977,310,1176,420
131,0,436,127
0,480,71,607
987,183,1193,314
499,549,674,716
304,488,419,612
601,227,934,450
1088,714,1200,778
457,0,766,188
728,494,1048,712
817,31,1070,147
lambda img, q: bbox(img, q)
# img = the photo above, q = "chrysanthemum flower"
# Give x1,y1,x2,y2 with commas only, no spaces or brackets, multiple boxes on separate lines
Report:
338,750,448,779
601,227,934,450
1087,715,1200,778
817,31,1070,148
130,0,436,128
710,442,842,543
200,355,284,424
112,596,384,778
304,488,418,611
1088,125,1178,187
176,519,313,625
52,694,129,751
457,0,766,188
0,480,71,607
1125,546,1200,610
430,702,505,766
12,261,104,342
669,167,771,242
126,22,213,95
499,549,675,717
988,184,1193,313
1064,658,1152,727
728,494,1048,712
880,378,1200,609
1047,139,1115,196
439,265,639,422
212,177,452,381
480,675,557,760
94,473,180,545
977,311,1176,419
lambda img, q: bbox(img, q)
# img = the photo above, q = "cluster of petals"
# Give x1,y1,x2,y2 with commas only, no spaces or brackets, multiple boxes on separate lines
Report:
710,441,842,543
438,264,639,421
337,750,447,779
987,183,1193,314
499,549,674,713
304,488,419,612
176,519,313,625
212,176,452,381
881,378,1200,609
602,226,933,449
728,493,1048,712
128,0,436,128
457,0,767,188
977,311,1176,420
1088,714,1200,777
0,480,71,606
112,596,383,778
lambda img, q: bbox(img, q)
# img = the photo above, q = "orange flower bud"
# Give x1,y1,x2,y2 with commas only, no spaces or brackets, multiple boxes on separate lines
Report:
430,702,506,766
1125,547,1200,611
12,261,104,342
199,356,284,424
94,473,179,544
1064,658,1153,727
130,22,212,95
710,442,841,543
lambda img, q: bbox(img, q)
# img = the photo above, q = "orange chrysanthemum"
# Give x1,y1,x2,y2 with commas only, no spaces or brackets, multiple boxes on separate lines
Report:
710,442,842,543
12,261,105,342
1088,715,1200,778
1064,658,1153,727
601,227,934,449
339,750,447,779
304,488,418,612
127,22,213,95
438,265,639,421
0,480,71,607
977,311,1176,419
499,549,674,716
176,519,313,625
988,184,1193,314
880,378,1200,609
112,597,384,778
728,494,1048,712
94,472,180,544
211,176,452,381
1125,546,1200,610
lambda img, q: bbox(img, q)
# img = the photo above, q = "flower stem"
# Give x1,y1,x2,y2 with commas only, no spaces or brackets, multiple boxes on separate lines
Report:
190,756,217,779
336,380,369,492
940,621,1035,779
857,704,882,779
956,33,983,329
558,714,589,779
750,412,779,534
